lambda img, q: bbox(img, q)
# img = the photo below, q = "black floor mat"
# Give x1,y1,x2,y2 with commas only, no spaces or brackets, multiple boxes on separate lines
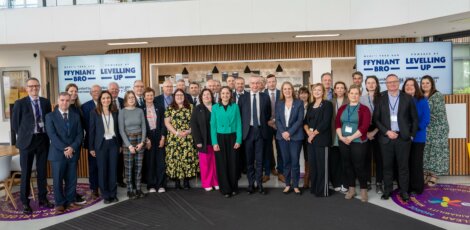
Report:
44,188,442,230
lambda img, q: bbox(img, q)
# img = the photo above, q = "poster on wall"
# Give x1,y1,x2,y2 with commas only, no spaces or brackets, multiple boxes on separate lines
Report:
356,42,452,94
58,53,141,102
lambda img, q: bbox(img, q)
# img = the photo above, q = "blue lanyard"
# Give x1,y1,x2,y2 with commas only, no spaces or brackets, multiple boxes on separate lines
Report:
347,104,359,123
368,96,374,111
389,96,399,114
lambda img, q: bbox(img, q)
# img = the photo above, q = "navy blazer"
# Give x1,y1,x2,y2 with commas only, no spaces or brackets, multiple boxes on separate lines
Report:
142,102,166,141
12,96,52,150
373,91,418,143
233,90,248,104
88,110,121,152
46,109,83,162
81,100,96,149
275,99,305,141
115,97,124,110
239,91,271,140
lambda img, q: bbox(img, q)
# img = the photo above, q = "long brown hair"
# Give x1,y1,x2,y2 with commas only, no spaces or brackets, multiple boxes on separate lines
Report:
279,81,296,101
170,88,191,110
402,78,424,100
420,75,438,97
95,91,117,115
123,90,137,107
66,83,81,108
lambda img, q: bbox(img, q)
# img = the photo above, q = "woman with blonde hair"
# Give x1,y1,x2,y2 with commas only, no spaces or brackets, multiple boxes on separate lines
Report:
304,83,333,197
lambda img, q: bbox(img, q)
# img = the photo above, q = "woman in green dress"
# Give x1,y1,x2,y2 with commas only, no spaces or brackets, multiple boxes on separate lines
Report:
164,88,199,189
420,75,449,186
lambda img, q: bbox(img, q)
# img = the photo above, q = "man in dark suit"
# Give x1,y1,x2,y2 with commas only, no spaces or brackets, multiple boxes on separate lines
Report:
108,82,125,188
133,80,146,109
239,75,271,195
46,92,83,214
176,79,194,104
233,77,248,176
12,77,53,214
189,82,201,106
264,74,284,183
373,74,418,202
81,84,101,198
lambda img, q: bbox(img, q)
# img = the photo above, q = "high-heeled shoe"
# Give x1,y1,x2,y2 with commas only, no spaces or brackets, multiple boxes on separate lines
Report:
283,186,291,194
293,187,302,195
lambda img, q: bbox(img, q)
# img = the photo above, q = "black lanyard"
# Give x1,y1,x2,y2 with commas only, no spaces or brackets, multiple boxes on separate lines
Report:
389,96,399,114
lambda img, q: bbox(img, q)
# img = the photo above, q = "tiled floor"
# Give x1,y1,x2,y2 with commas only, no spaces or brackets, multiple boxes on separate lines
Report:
1,176,469,230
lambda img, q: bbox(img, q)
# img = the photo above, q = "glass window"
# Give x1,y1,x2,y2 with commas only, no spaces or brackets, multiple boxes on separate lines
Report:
1,70,29,120
0,0,7,9
452,44,470,94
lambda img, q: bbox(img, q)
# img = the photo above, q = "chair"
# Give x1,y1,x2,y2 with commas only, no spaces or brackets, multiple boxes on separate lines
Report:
0,155,17,210
8,155,37,201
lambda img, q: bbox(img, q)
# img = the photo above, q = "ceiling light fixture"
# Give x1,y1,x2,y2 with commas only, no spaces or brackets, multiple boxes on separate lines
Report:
182,67,189,75
244,65,251,73
294,34,340,38
212,66,219,74
107,41,149,46
276,64,283,72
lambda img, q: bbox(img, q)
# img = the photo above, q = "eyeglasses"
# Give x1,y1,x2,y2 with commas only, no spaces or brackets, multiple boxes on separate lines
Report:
27,85,40,88
386,81,399,85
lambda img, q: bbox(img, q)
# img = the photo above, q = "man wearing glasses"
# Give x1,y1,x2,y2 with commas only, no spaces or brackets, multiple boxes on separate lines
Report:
373,74,418,202
12,77,53,214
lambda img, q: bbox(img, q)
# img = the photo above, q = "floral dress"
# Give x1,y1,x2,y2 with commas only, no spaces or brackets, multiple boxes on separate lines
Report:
165,105,199,179
423,91,449,175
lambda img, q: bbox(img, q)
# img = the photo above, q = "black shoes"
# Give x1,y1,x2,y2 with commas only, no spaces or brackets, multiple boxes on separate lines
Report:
135,190,146,198
175,180,182,190
118,182,127,188
23,204,32,214
127,191,136,199
247,185,255,195
381,193,391,200
183,179,190,190
400,192,410,202
39,199,54,208
259,186,266,195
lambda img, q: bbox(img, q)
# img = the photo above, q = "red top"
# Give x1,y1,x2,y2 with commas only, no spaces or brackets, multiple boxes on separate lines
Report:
335,103,371,142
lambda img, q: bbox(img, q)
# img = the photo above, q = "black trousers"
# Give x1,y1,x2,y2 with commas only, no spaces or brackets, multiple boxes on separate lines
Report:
366,139,383,184
329,146,343,188
20,133,49,205
87,148,99,191
245,126,264,187
409,142,425,194
339,142,368,189
215,133,239,195
96,138,119,200
309,145,330,197
381,138,411,194
145,129,167,189
117,150,124,184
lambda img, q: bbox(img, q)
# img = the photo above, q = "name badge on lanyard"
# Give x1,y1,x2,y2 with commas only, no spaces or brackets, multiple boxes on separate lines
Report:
345,125,353,133
38,122,44,128
389,96,399,123
391,115,398,122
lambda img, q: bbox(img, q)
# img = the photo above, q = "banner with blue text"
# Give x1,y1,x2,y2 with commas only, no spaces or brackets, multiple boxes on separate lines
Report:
356,42,452,94
58,53,142,102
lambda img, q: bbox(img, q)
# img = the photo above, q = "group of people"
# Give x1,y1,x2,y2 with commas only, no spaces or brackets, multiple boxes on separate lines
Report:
12,71,449,214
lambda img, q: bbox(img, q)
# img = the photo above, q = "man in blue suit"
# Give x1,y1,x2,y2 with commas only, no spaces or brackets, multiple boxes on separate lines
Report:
12,77,53,214
46,92,83,214
81,84,101,197
239,75,271,195
264,74,284,183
